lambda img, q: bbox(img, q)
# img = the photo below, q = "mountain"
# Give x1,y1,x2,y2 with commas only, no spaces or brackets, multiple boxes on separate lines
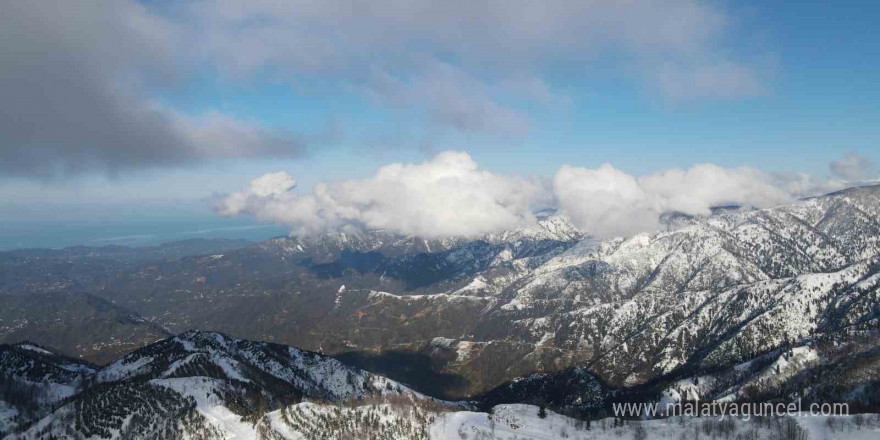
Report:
2,332,435,439
0,238,252,293
4,334,877,440
0,186,878,403
0,292,169,364
0,342,96,435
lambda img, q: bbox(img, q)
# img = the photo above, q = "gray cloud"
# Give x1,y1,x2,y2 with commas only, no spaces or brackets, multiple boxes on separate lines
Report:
0,1,304,179
829,152,873,181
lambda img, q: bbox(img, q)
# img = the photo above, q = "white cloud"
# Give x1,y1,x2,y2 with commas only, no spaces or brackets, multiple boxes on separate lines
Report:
215,151,547,238
248,172,298,198
829,152,873,181
553,164,661,238
215,171,298,218
640,164,794,213
553,163,833,238
182,0,768,131
365,62,530,135
189,0,739,74
218,152,853,240
648,60,765,101
767,171,846,198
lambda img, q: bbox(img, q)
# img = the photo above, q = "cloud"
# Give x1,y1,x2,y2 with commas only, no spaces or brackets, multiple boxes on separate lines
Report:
215,171,298,217
215,151,547,238
183,0,767,128
365,62,530,135
553,162,837,238
553,164,662,238
2,1,773,179
188,0,745,75
767,171,846,198
0,1,305,179
648,60,765,101
217,152,850,239
829,152,873,181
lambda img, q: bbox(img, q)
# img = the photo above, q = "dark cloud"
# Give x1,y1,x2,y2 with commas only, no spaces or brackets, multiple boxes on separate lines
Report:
0,1,304,179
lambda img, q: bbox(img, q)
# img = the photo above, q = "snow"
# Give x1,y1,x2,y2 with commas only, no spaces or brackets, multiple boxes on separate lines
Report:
453,276,488,294
161,353,201,377
10,380,879,440
431,337,456,349
431,404,579,440
368,290,487,302
0,401,19,435
15,344,52,355
455,341,480,362
57,362,95,374
796,414,880,440
430,405,880,440
501,298,524,311
97,355,154,382
151,377,256,439
212,354,250,383
40,383,77,403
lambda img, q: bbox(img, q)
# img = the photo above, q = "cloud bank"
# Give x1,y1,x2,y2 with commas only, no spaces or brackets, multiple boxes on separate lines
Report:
217,151,860,239
215,152,546,238
554,163,804,237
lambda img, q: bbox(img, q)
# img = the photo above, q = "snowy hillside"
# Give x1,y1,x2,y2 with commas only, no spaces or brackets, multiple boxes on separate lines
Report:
432,405,880,440
0,343,96,434
95,331,420,401
1,185,878,437
2,332,440,439
325,184,880,396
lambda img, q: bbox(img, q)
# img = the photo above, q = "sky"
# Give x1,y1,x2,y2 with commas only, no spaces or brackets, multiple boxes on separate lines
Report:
1,1,878,248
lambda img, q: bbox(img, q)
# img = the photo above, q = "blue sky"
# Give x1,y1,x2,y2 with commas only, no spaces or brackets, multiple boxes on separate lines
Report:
152,0,880,180
1,1,878,247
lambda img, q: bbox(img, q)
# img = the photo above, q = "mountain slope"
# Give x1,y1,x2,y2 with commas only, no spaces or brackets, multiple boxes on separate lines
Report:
0,343,96,435
0,292,169,364
1,186,878,401
4,332,437,440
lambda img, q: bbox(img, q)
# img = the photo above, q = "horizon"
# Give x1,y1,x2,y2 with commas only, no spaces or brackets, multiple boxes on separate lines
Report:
2,1,879,249
2,3,879,435
4,180,880,252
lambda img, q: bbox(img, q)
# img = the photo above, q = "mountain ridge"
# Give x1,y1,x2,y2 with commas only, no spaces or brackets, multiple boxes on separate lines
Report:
0,185,877,401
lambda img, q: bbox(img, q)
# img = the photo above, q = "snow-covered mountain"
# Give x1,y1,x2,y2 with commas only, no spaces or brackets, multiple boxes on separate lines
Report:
1,185,878,411
454,185,880,388
2,332,440,439
310,185,879,397
95,330,420,400
0,343,96,435
7,337,875,440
